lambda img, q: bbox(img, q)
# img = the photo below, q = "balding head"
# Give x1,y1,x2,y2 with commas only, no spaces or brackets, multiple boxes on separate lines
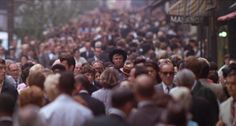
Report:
175,69,196,89
134,75,155,100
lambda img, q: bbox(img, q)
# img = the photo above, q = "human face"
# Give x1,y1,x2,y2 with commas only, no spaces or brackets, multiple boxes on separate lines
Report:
0,63,6,83
112,54,124,69
61,60,74,72
74,64,82,75
84,72,95,83
159,64,174,85
147,66,157,80
8,64,20,80
226,75,236,99
92,62,104,73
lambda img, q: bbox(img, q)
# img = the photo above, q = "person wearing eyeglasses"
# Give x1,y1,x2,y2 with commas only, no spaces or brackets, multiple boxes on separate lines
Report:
155,61,175,94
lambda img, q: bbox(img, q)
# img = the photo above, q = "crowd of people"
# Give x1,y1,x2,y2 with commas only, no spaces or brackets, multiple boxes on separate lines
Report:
0,6,236,126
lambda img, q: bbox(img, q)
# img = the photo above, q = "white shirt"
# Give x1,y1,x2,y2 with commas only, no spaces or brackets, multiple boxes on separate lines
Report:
92,88,112,113
161,82,174,94
39,94,93,126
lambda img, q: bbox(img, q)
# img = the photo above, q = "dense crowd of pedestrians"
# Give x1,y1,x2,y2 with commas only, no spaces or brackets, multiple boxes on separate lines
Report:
0,6,236,126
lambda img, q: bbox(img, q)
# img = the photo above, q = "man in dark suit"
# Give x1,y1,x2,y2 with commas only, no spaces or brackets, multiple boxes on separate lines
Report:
0,59,18,102
74,74,105,116
175,69,213,126
129,75,163,126
155,61,175,94
184,56,219,126
0,94,16,126
83,87,134,126
81,42,94,60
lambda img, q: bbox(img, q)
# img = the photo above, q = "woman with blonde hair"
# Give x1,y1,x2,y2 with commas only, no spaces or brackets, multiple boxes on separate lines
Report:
92,67,120,113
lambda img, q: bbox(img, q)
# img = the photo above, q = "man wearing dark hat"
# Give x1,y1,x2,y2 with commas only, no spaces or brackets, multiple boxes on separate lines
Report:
109,49,127,81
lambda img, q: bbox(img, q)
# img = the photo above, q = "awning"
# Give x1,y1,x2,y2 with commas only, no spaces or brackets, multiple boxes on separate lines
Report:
217,2,236,22
168,0,216,24
217,11,236,21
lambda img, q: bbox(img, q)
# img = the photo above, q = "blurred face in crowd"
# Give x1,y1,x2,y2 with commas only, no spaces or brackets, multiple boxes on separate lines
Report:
84,72,95,83
147,66,157,81
8,63,21,81
0,63,6,83
74,63,82,75
226,74,236,99
61,60,74,72
112,54,124,69
74,50,81,59
159,63,175,86
92,62,104,73
94,47,102,57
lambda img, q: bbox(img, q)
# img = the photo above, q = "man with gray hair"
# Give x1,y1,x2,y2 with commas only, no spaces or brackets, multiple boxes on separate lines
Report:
174,69,214,126
174,69,196,89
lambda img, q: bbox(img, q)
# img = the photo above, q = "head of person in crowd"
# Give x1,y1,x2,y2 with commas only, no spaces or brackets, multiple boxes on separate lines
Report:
120,60,134,77
73,48,81,60
29,64,44,75
225,63,236,100
7,62,21,82
0,94,16,118
119,80,133,89
208,62,219,83
169,87,192,112
57,71,75,95
74,74,92,94
0,59,6,83
92,60,105,82
44,73,60,101
21,62,34,84
170,54,183,72
16,105,46,126
174,69,196,90
133,57,146,66
154,92,174,108
92,60,105,73
111,87,135,116
160,101,188,126
159,61,175,86
80,63,96,83
145,61,161,84
27,71,45,90
99,67,120,89
51,63,66,73
74,63,82,76
183,56,201,79
128,65,148,82
41,68,53,77
18,86,44,108
208,71,219,83
94,46,103,59
59,54,76,72
109,48,127,69
134,74,155,102
198,57,210,79
20,55,29,66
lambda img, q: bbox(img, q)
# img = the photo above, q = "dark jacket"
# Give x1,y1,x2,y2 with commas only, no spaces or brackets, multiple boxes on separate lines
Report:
192,80,219,126
79,92,105,116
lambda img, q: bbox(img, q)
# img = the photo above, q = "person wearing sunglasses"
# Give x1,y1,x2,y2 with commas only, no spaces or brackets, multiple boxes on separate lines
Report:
155,61,175,94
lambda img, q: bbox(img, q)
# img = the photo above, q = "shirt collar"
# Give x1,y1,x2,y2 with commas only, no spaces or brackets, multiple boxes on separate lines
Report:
161,82,174,93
